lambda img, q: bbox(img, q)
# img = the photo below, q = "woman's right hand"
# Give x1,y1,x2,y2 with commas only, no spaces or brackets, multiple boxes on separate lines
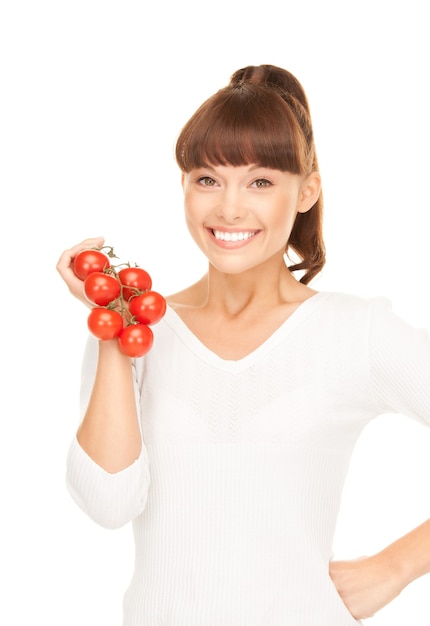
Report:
56,236,105,307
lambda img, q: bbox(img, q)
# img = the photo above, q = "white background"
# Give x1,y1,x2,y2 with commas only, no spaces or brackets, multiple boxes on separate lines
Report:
1,1,430,624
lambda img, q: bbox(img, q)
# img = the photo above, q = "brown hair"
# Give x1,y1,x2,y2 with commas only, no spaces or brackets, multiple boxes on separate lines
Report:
175,64,325,284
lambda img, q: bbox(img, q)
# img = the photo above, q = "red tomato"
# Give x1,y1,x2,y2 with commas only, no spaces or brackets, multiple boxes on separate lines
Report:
118,324,154,357
128,291,167,325
118,266,152,301
84,272,121,306
73,249,110,280
87,308,123,340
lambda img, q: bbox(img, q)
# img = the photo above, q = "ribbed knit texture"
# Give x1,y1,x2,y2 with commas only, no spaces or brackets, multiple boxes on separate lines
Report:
66,292,430,625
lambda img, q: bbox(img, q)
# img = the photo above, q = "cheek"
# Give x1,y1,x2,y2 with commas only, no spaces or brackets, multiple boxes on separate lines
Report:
183,191,197,215
272,200,297,227
183,202,206,246
183,192,211,226
183,201,199,231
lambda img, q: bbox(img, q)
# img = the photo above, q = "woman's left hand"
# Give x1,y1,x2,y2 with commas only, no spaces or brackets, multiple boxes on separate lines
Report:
329,554,402,620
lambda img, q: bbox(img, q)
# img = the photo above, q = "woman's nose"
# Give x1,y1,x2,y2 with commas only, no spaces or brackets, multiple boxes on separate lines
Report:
216,189,246,222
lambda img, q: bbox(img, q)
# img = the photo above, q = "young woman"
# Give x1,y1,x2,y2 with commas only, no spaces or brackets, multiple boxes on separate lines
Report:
56,64,430,625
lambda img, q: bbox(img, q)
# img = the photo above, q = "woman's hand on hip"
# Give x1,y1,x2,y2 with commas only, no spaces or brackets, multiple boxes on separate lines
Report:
329,554,402,620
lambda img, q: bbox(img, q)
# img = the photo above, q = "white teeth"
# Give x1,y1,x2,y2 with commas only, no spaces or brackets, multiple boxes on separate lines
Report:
213,230,256,242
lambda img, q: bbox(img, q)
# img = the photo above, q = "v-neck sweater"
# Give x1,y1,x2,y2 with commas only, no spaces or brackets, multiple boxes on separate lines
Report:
66,291,430,625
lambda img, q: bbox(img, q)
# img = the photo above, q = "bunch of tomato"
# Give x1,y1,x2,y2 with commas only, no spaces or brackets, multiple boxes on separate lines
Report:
73,246,166,358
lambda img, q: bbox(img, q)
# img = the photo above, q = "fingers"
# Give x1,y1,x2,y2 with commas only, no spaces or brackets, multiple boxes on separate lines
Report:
56,236,105,307
56,237,105,278
329,556,398,620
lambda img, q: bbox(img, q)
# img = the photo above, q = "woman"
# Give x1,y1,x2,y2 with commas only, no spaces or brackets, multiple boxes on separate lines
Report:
57,64,430,625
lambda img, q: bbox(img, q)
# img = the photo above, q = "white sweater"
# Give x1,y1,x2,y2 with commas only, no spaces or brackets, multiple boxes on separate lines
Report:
66,291,430,626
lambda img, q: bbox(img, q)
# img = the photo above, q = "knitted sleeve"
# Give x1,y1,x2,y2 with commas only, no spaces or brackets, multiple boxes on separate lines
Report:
369,297,430,425
65,336,150,529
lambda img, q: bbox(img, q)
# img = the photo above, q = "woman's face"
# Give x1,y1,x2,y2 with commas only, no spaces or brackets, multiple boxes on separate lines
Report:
181,163,319,275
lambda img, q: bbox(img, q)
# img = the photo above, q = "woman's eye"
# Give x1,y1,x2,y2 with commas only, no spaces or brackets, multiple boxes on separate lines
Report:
252,178,272,188
197,176,217,187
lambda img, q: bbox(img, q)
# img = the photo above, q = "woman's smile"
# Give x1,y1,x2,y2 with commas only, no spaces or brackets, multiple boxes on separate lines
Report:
208,227,260,246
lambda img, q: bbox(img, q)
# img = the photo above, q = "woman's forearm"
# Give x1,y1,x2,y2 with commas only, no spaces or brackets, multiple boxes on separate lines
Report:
381,518,430,588
77,339,142,473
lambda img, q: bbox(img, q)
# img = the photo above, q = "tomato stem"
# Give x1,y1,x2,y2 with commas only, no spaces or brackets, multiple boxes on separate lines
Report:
96,245,118,259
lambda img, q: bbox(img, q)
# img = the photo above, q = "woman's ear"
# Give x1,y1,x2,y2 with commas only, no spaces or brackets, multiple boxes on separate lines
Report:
298,172,321,214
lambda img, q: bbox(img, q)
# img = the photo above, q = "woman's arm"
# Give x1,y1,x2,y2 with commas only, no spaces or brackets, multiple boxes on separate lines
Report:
332,300,430,617
330,518,430,619
58,238,150,528
57,237,142,472
77,338,142,473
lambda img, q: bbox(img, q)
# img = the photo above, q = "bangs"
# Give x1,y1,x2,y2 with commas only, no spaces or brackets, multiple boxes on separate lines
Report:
176,86,309,174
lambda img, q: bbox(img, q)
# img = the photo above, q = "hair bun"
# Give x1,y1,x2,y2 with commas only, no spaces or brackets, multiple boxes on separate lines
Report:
229,64,310,112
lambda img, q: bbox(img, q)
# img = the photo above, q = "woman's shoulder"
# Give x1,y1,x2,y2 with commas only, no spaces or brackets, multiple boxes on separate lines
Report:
318,289,391,309
312,290,394,328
